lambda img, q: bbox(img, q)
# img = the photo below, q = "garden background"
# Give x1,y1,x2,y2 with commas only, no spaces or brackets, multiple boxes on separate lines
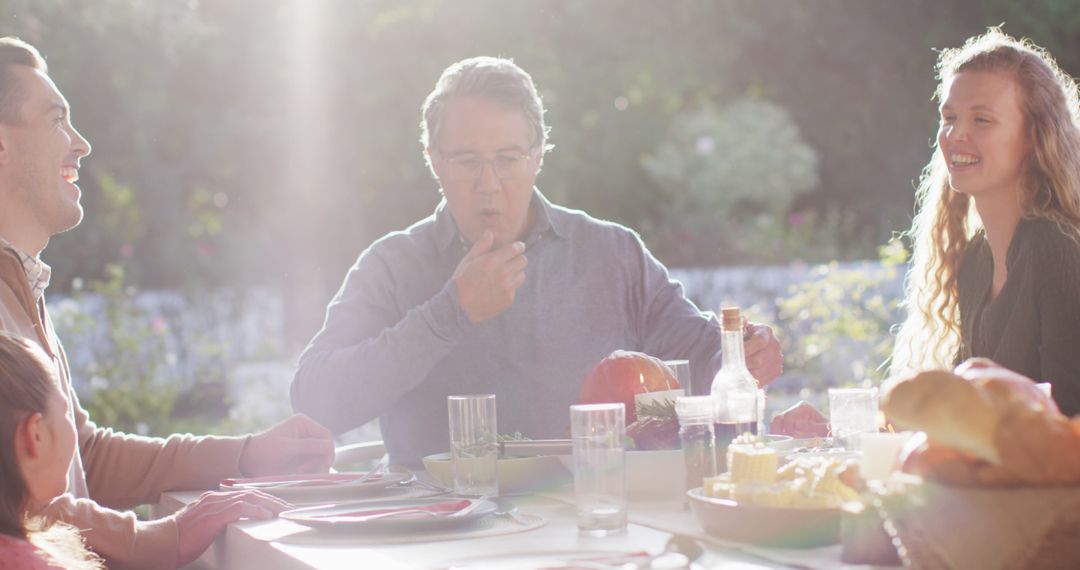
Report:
5,0,1076,440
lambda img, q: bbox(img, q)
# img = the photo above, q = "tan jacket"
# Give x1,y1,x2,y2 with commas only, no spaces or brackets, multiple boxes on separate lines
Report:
0,249,249,569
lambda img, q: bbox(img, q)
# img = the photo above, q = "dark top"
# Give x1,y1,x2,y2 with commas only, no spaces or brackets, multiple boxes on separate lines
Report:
957,217,1080,416
291,189,728,465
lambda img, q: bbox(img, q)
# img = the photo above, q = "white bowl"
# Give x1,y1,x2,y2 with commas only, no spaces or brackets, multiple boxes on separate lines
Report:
422,453,571,495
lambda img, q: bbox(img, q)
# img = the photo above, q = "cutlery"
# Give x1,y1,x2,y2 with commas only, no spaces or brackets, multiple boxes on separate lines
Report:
330,507,451,523
337,498,486,523
492,497,530,526
664,533,703,562
397,473,453,494
579,535,702,570
636,534,703,570
241,455,391,490
353,454,390,484
540,552,683,570
237,477,365,490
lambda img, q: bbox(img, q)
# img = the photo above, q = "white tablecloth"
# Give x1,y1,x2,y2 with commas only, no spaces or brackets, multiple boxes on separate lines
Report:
158,489,891,569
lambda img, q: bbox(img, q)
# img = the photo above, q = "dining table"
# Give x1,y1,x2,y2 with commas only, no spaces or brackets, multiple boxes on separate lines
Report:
156,470,897,570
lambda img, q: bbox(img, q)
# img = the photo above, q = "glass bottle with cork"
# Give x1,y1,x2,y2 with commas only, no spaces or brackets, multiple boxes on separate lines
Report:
710,306,760,472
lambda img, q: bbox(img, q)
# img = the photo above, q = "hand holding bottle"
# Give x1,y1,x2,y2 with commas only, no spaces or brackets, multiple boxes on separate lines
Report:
743,322,783,386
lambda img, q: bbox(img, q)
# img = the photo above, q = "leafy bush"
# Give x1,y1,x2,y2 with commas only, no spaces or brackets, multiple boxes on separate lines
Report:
642,97,825,265
52,265,235,436
773,240,908,393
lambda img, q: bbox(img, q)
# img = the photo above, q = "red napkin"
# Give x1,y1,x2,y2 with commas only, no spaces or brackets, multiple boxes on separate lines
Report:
332,500,472,520
221,472,379,488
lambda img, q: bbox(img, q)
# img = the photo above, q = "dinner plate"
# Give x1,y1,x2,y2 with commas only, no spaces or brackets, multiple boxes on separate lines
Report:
219,470,411,503
281,497,497,533
435,549,688,570
687,486,842,548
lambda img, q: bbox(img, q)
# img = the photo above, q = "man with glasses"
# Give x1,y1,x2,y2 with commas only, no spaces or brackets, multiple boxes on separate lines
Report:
291,57,783,466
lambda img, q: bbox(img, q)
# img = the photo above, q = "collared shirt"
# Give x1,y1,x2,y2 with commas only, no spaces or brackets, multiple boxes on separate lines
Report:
0,238,51,301
292,188,727,466
957,217,1080,415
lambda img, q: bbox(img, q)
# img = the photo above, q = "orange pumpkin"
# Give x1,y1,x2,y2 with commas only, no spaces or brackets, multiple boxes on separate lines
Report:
578,350,680,423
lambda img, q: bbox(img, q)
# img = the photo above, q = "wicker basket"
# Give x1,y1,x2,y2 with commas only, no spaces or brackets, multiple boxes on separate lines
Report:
877,477,1080,569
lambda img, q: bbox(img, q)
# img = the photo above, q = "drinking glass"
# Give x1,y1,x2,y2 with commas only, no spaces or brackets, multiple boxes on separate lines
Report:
571,403,627,536
828,387,879,449
663,359,691,392
448,394,498,497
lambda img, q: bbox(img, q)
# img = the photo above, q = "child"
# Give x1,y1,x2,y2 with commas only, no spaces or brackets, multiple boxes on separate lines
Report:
0,332,101,570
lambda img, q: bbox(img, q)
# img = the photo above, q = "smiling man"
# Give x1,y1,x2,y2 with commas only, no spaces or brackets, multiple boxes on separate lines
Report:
291,56,783,466
0,37,336,569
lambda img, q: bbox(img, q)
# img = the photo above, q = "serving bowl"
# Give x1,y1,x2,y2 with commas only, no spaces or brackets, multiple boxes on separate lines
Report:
422,453,571,495
687,486,842,548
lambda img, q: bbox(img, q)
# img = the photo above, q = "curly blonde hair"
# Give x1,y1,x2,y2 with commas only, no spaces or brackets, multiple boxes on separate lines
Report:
892,28,1080,377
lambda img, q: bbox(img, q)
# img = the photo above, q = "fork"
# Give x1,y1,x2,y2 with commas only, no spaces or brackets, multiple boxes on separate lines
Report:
353,454,390,484
342,498,487,523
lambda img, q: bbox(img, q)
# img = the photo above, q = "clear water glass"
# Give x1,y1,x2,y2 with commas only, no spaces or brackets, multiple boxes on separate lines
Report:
663,359,691,392
828,387,879,449
448,394,498,497
571,403,627,536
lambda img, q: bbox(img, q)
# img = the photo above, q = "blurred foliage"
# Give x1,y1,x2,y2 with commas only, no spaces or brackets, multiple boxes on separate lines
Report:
775,240,909,392
2,0,1080,429
51,265,236,436
0,0,1073,346
642,99,820,265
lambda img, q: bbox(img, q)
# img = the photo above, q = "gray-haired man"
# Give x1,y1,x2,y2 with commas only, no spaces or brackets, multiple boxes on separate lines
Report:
290,57,783,466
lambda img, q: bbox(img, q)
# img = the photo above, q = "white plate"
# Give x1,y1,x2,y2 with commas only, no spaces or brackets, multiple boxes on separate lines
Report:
281,497,496,533
219,471,411,503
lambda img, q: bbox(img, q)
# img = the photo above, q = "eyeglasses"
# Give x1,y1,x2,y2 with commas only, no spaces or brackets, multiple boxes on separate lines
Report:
436,150,536,183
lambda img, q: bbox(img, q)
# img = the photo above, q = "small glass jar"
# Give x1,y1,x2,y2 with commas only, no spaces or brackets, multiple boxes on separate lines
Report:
676,396,718,492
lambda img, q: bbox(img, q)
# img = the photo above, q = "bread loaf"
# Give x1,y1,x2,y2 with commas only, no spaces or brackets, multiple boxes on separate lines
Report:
885,368,1080,486
882,370,1001,464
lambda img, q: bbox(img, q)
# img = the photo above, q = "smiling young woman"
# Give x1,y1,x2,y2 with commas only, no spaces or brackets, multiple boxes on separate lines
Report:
892,28,1080,415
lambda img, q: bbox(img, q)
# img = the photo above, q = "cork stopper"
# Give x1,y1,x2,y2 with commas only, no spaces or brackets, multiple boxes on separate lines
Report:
721,307,742,332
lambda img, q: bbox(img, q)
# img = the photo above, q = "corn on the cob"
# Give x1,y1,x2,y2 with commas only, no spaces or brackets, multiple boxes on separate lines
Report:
728,444,779,484
703,475,733,499
714,455,861,509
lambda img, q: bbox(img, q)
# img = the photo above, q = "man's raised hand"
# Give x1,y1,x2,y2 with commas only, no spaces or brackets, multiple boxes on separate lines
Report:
452,230,528,323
